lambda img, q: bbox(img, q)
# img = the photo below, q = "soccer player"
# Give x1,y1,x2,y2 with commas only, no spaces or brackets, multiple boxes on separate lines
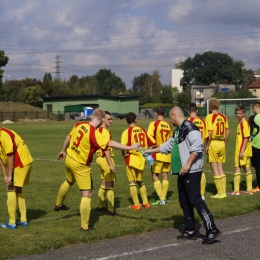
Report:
145,107,221,244
249,101,260,192
231,106,252,195
121,112,156,210
54,108,139,231
0,127,33,229
205,98,230,199
96,111,116,215
147,106,172,205
188,103,208,200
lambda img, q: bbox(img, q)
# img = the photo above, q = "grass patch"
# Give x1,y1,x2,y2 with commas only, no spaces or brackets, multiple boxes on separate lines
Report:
0,118,259,259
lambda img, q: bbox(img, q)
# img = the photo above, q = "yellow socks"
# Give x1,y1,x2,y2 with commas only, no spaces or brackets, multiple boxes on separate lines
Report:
200,173,206,197
214,176,222,195
139,184,148,204
154,180,165,201
17,193,27,223
129,184,140,205
97,185,106,209
246,172,253,191
105,187,114,213
220,174,226,195
233,173,241,192
56,180,71,207
7,192,16,225
162,180,169,199
80,197,91,230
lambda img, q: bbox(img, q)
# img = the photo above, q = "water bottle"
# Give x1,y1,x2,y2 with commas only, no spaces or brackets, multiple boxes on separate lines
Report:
138,147,155,166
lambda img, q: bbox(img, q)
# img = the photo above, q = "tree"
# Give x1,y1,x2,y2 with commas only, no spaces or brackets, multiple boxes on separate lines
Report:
240,69,256,88
140,69,162,104
18,85,44,107
174,58,184,69
171,87,180,106
79,76,99,95
42,73,54,96
131,73,149,94
95,69,126,95
177,86,191,107
0,50,9,101
180,51,244,90
160,85,173,104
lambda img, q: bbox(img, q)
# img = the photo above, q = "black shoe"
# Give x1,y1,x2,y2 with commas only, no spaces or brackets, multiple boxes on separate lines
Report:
96,206,107,212
202,228,221,244
177,231,198,240
54,204,70,211
80,226,96,232
107,211,117,216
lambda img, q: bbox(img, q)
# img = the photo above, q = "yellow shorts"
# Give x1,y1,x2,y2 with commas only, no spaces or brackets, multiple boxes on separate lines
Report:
126,166,143,182
96,156,115,182
234,155,251,168
152,161,171,174
208,140,225,163
65,155,93,190
13,163,32,187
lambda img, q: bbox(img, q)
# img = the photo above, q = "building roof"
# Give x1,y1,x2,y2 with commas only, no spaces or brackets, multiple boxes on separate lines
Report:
42,94,141,101
247,78,260,89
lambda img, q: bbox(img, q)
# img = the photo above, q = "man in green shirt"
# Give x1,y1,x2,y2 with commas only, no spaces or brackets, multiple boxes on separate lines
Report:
249,102,260,192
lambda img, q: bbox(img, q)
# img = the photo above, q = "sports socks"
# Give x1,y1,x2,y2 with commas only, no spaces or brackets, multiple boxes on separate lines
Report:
139,184,148,204
97,185,106,209
162,180,169,199
220,174,226,195
7,191,16,225
153,180,165,201
214,176,222,195
17,193,27,223
105,187,114,213
80,197,91,230
129,184,140,205
200,172,206,197
55,180,72,207
233,173,241,192
246,172,253,191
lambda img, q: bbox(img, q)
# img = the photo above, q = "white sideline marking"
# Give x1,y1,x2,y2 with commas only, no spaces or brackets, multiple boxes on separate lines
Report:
90,227,258,260
92,244,179,260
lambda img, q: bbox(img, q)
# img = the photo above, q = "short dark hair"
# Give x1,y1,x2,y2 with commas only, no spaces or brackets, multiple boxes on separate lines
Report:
253,101,260,108
188,103,198,113
235,106,246,113
104,111,111,116
156,106,165,116
126,112,136,124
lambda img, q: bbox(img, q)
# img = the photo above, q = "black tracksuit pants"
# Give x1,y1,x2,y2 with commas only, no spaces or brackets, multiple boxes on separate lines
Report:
178,171,217,233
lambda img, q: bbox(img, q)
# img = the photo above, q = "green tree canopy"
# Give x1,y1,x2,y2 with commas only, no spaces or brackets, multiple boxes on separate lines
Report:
18,85,44,107
95,68,126,95
180,51,244,90
0,50,9,101
160,85,173,104
131,73,150,94
140,69,162,105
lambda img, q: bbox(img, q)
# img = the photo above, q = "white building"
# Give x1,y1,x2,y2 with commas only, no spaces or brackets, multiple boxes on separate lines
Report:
170,69,183,92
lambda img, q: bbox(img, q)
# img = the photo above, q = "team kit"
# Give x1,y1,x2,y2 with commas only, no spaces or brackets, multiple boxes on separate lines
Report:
0,98,260,245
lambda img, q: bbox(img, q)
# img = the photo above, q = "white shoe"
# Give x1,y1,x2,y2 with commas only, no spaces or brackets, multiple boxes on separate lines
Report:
201,196,205,201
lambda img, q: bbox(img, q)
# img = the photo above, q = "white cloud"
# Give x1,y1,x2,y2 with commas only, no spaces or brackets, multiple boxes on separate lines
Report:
1,0,260,87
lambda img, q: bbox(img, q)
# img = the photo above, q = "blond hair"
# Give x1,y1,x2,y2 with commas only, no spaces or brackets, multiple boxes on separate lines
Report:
92,108,105,120
209,98,220,110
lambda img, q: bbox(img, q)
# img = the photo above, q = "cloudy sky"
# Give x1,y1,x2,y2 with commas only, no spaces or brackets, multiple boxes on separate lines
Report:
1,0,260,88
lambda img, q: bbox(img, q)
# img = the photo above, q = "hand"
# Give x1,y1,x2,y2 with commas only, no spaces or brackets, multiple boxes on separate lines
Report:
179,163,190,175
109,165,115,173
129,143,139,151
205,146,209,155
57,151,66,160
239,153,244,159
4,175,12,186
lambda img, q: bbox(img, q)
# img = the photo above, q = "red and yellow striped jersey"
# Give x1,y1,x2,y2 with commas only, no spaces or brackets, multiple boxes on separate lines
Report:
206,113,229,140
96,127,114,157
188,117,208,142
236,119,252,156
